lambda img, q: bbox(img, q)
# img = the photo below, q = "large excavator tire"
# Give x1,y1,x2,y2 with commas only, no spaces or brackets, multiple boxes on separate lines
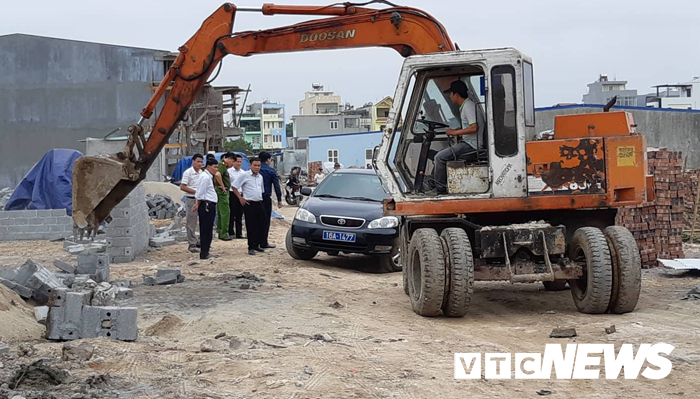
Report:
440,228,474,318
568,227,613,314
604,226,642,314
407,228,445,317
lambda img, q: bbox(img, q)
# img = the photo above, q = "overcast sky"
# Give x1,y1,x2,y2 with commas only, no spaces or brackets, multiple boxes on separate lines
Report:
2,0,698,116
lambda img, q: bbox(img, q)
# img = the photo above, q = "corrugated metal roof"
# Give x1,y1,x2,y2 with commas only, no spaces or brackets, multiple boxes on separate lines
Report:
658,259,700,270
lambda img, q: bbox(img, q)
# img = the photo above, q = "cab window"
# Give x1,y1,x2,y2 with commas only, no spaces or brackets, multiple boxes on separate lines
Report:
491,65,518,157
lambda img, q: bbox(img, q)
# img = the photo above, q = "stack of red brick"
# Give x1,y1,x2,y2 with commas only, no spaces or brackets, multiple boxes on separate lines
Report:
684,169,699,232
616,148,685,267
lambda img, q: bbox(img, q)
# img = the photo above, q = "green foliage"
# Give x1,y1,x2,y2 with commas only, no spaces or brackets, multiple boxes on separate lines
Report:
224,138,254,155
286,122,294,137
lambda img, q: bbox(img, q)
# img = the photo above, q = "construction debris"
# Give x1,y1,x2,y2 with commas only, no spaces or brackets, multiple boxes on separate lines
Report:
605,325,616,334
549,327,577,338
143,269,185,286
62,341,95,361
147,194,182,219
0,187,14,210
682,284,700,300
658,258,700,270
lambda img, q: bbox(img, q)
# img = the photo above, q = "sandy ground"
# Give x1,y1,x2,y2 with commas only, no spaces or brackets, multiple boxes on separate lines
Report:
1,206,700,398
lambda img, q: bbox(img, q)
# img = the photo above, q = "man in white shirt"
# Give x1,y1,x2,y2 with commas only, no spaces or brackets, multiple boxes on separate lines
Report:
430,79,479,195
193,157,219,260
232,157,265,255
314,167,326,184
179,154,204,253
227,153,246,239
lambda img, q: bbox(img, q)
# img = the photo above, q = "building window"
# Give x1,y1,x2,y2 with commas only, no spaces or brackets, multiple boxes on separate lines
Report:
365,148,376,167
252,136,261,145
345,118,359,128
328,149,339,163
330,120,339,130
279,122,284,129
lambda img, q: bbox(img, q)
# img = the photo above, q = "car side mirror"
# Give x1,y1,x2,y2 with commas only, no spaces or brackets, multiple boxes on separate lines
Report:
300,187,312,196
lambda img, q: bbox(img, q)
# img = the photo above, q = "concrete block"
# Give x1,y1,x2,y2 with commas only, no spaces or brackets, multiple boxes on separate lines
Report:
26,266,64,304
111,256,134,264
116,287,134,300
81,306,138,341
47,291,86,340
14,218,29,225
20,210,37,218
53,260,75,274
53,272,75,287
95,255,110,283
156,269,181,278
0,277,33,299
48,287,69,307
52,209,68,217
142,275,156,286
77,254,98,274
34,306,49,324
155,273,177,285
0,267,17,281
14,259,40,285
112,280,132,288
177,275,186,284
149,237,176,247
0,218,15,226
111,218,134,228
36,210,53,217
0,211,9,219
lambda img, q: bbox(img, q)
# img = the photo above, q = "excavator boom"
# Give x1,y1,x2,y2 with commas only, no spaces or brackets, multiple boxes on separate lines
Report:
72,2,454,234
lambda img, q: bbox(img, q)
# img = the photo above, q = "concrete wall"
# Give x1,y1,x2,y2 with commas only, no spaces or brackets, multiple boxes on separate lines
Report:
84,138,166,182
309,131,382,168
0,209,73,241
0,34,166,189
535,104,700,168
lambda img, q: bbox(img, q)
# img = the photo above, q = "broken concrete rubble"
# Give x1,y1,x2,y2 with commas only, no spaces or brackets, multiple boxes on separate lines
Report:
147,194,181,219
143,269,185,286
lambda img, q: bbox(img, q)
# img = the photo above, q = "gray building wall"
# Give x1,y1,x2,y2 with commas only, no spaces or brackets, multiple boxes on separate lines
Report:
293,114,370,138
535,105,700,168
0,34,166,189
582,78,638,106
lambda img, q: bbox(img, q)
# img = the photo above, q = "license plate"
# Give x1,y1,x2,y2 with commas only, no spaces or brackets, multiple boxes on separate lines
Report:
323,231,356,242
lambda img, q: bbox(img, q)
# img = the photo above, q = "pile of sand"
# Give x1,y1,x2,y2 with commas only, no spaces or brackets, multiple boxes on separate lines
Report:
0,284,45,342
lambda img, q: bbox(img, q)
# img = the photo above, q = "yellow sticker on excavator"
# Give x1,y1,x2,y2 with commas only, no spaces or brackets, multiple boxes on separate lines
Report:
617,146,636,167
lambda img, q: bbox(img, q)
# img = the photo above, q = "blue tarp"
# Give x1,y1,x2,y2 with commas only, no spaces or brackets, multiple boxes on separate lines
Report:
5,149,83,215
170,152,250,185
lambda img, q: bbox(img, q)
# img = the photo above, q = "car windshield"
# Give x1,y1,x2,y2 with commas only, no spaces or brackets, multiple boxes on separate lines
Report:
313,173,388,202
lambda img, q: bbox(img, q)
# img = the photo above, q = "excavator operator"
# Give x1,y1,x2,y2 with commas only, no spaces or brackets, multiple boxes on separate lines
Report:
428,80,479,195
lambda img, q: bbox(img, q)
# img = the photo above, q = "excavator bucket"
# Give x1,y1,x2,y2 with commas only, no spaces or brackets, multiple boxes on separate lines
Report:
72,154,142,238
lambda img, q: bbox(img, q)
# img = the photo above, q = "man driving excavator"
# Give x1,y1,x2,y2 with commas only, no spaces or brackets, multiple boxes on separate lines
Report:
428,80,478,195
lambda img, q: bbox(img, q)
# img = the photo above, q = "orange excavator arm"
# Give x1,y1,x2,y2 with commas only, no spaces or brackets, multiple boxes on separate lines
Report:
72,2,455,234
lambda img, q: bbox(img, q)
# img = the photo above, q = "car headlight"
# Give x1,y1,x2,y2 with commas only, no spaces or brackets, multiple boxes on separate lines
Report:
295,208,317,224
368,216,399,229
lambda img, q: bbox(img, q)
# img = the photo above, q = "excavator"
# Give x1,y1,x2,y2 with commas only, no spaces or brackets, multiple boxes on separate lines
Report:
72,2,650,318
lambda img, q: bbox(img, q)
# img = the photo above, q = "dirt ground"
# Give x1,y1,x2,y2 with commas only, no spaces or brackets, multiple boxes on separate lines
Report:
1,206,700,398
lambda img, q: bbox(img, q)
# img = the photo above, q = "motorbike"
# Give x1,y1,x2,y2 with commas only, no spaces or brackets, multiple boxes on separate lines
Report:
285,179,303,206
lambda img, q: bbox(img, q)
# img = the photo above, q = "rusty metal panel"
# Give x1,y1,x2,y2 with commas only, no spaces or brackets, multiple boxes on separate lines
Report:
553,111,635,139
446,162,489,194
526,138,606,195
477,224,566,258
604,135,647,205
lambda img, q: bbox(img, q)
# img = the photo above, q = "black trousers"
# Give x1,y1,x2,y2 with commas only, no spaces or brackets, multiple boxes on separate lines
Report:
262,196,272,246
197,200,216,259
228,194,244,237
243,201,265,250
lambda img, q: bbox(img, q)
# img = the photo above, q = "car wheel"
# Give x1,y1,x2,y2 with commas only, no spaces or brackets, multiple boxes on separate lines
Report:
377,248,401,273
285,229,318,260
326,250,340,256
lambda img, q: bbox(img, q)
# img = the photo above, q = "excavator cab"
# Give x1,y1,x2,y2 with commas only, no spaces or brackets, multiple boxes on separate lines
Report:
376,48,534,200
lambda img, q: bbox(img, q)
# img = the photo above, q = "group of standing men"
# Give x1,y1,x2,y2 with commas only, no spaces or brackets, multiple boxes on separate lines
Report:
180,152,283,260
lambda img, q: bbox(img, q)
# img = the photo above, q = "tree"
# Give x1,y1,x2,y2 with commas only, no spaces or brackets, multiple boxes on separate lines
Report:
286,122,294,137
224,138,254,155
